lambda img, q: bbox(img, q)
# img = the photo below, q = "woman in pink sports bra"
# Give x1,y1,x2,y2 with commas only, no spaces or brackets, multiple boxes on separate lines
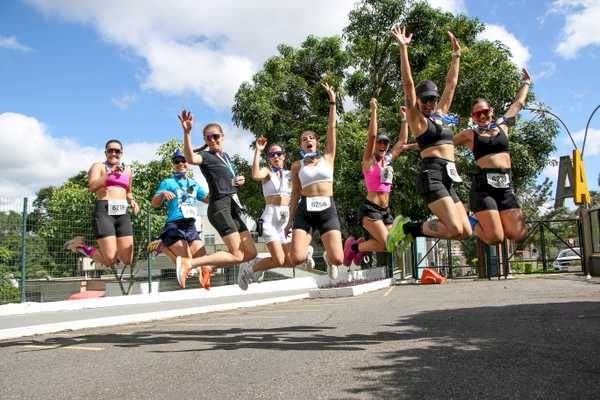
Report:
65,139,140,272
342,98,416,266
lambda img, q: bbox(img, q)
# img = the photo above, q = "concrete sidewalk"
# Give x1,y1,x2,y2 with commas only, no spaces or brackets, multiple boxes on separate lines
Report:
0,266,389,341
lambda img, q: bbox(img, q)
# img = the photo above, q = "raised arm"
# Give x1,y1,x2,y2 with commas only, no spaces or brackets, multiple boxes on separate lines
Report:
391,106,416,160
453,129,474,149
437,32,461,114
505,68,531,119
391,25,426,135
179,110,203,165
362,98,378,165
321,83,337,162
252,135,270,181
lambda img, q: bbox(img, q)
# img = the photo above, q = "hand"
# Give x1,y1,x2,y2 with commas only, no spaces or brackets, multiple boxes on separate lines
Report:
110,164,124,173
232,175,245,187
370,98,378,112
399,105,407,120
448,31,461,55
161,191,175,201
178,110,193,133
391,25,412,46
256,135,267,152
521,67,531,83
321,82,336,103
130,199,140,215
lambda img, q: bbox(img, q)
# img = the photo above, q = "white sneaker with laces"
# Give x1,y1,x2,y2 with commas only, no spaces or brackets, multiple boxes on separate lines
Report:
304,245,315,269
237,262,251,290
323,251,338,280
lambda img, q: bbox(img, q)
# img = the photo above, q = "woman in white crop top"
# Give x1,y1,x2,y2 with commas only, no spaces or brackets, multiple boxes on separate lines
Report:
286,83,344,276
246,136,315,282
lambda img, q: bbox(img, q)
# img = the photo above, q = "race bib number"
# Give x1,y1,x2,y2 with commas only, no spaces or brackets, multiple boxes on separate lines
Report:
306,196,331,212
232,193,244,209
180,204,197,219
108,199,128,216
445,162,462,183
486,173,510,189
381,166,394,184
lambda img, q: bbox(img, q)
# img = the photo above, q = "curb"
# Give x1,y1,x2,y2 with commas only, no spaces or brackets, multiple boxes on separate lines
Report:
309,278,392,298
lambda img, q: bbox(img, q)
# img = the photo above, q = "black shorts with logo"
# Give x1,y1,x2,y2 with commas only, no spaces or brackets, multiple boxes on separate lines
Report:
416,157,461,204
207,195,248,238
293,196,341,235
358,198,394,226
470,168,519,212
92,200,133,239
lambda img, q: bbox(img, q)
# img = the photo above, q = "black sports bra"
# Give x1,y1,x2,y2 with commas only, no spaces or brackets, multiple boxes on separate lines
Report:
473,127,510,160
416,117,454,150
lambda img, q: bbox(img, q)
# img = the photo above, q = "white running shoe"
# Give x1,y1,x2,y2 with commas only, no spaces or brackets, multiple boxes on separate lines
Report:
237,261,253,291
304,245,315,269
323,251,338,280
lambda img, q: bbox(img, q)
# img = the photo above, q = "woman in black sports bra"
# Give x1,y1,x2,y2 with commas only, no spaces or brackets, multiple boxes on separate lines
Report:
386,25,471,253
454,68,531,245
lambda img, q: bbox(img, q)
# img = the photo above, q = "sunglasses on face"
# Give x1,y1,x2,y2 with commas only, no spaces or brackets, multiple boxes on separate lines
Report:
377,140,390,145
205,133,221,141
420,96,439,104
106,148,122,155
268,151,284,158
173,158,186,165
472,109,491,119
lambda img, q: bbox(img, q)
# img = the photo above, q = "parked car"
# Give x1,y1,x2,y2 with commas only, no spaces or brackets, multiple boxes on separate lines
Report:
553,247,581,272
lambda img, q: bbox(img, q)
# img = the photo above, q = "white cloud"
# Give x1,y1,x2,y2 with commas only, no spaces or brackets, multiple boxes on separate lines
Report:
477,24,530,68
25,0,467,110
0,112,161,199
0,35,32,52
111,93,137,110
571,128,600,156
550,0,600,58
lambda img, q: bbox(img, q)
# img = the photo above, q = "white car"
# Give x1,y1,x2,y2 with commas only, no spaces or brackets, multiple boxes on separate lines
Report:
553,247,581,272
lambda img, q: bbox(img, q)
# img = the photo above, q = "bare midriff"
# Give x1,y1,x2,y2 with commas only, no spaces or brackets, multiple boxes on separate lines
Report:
301,181,333,197
419,143,455,161
265,194,290,206
366,191,390,208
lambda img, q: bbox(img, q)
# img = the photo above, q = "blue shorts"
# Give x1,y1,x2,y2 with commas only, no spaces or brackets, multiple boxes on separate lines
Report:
159,218,200,247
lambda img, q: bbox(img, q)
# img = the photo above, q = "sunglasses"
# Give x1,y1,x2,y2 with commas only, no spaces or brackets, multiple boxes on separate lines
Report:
205,133,221,141
420,96,439,104
106,148,122,155
173,158,186,165
268,151,284,158
377,139,390,145
472,109,491,119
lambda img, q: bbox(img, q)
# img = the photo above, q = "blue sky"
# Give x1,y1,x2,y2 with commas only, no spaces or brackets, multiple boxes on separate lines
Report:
1,0,599,204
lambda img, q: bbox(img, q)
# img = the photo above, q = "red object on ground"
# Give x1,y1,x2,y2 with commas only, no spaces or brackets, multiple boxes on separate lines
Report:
67,290,105,300
420,268,447,284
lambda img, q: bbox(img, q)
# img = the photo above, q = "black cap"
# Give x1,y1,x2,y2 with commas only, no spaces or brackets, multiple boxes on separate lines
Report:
415,80,439,98
376,133,391,143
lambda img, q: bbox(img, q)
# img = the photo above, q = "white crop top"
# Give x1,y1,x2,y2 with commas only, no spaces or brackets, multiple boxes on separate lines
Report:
262,169,292,197
298,157,334,189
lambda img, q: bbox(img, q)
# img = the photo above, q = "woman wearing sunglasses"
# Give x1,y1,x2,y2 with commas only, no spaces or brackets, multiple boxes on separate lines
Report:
285,83,344,277
175,112,257,290
387,26,471,253
65,139,140,268
150,149,213,289
342,98,416,266
245,136,315,279
453,68,531,245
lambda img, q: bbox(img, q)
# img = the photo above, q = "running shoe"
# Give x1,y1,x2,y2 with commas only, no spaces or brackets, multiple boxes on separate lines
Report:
199,266,212,290
304,245,315,269
343,236,357,266
396,233,413,256
352,238,368,266
386,215,408,253
237,261,252,291
64,236,96,257
175,256,191,289
323,251,338,280
147,239,163,256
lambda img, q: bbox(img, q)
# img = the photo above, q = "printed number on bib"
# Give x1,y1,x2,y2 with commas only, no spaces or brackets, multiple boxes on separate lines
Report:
445,162,462,183
306,196,331,212
108,199,128,216
380,166,394,184
180,204,197,219
486,173,510,189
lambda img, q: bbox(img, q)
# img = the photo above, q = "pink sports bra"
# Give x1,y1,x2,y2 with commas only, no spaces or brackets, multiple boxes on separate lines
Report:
104,164,130,190
363,155,393,193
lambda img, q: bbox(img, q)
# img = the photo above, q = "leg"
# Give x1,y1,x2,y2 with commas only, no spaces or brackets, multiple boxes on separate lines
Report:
189,239,213,289
94,236,119,266
321,229,344,266
500,208,526,242
423,197,469,239
474,209,505,245
116,235,134,265
359,218,389,252
239,230,258,262
254,241,287,272
189,232,246,267
290,229,312,265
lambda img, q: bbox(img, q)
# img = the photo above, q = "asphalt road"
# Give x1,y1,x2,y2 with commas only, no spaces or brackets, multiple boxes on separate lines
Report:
1,274,599,400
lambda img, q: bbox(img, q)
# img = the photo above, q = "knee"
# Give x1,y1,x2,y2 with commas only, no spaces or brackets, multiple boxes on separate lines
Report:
273,254,286,267
230,250,245,263
506,228,526,243
243,247,257,262
104,256,118,267
328,253,344,266
446,223,462,239
481,229,504,245
291,251,306,266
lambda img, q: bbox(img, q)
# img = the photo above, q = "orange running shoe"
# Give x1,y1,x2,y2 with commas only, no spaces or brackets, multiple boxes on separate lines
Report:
199,266,212,290
175,256,191,288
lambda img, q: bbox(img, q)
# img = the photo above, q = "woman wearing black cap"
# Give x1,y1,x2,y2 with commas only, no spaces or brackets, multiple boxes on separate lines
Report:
150,149,213,289
387,25,471,252
453,68,531,245
342,98,416,266
175,112,258,290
